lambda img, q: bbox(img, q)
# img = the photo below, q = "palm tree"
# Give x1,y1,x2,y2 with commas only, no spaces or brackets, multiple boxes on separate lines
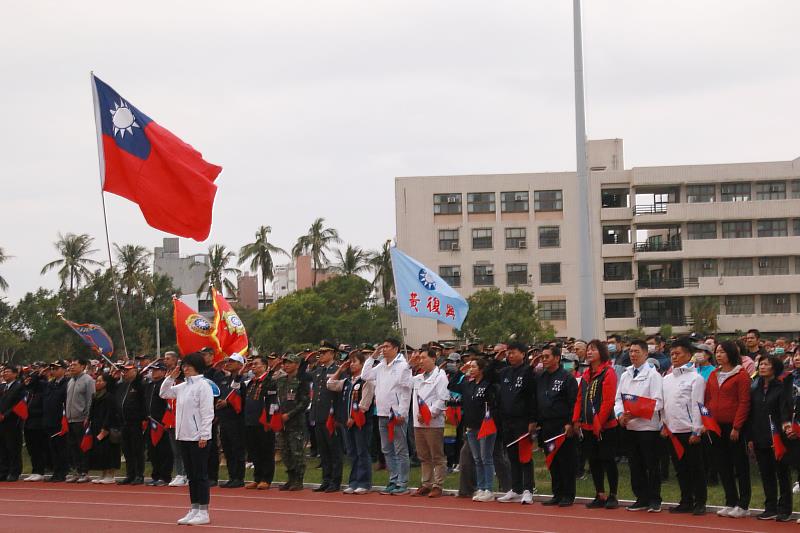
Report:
40,233,104,292
114,243,152,301
193,244,241,298
238,226,288,305
0,247,9,292
368,240,394,307
291,218,341,287
331,244,370,276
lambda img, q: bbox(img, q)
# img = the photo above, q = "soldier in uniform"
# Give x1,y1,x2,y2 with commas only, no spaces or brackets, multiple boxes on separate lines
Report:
145,361,173,486
274,353,310,491
309,340,342,492
0,366,26,481
216,354,246,488
114,361,147,485
42,360,70,482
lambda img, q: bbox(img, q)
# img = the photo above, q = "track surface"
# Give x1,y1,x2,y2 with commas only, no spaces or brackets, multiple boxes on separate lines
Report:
0,484,791,532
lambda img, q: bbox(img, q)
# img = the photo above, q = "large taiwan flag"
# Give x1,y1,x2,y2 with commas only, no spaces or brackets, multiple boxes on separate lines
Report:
91,74,222,241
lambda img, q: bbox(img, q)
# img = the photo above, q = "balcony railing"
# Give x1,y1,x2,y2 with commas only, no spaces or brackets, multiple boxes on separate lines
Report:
638,314,694,327
633,204,669,215
636,277,699,290
633,239,682,253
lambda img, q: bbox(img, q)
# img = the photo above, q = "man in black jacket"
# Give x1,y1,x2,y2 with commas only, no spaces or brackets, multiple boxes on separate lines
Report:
42,360,70,482
145,362,173,486
536,344,579,506
114,362,146,485
309,340,342,492
22,363,51,482
216,354,246,488
0,366,26,481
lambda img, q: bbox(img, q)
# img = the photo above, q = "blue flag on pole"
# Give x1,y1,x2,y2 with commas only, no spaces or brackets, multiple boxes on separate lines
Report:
390,247,469,329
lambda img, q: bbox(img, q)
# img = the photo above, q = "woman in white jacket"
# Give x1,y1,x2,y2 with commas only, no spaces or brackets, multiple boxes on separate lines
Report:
160,352,215,526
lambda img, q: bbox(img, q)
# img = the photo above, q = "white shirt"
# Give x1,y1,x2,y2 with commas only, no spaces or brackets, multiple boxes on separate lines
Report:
411,367,450,428
662,363,706,434
360,354,412,418
159,375,214,442
614,362,664,432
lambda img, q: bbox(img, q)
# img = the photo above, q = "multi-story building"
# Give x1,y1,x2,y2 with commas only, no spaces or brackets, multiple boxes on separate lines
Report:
395,139,800,346
153,238,211,313
271,255,336,300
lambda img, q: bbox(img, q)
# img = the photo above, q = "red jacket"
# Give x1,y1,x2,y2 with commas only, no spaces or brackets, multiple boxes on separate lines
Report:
704,367,751,430
572,360,618,432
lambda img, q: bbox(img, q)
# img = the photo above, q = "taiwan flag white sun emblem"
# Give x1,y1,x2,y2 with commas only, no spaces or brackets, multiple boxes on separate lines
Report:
418,269,436,291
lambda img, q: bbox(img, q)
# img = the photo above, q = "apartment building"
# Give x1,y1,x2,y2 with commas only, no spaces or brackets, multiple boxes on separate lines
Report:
395,139,800,346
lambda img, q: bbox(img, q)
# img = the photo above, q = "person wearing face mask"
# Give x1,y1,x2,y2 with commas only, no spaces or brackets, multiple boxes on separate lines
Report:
692,344,715,382
645,336,671,375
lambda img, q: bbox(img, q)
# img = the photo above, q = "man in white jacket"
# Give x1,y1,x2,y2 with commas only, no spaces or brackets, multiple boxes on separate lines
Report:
661,337,707,516
409,349,450,498
615,339,664,513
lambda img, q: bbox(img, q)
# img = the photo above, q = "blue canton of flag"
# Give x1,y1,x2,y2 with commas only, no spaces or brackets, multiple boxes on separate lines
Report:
390,247,469,329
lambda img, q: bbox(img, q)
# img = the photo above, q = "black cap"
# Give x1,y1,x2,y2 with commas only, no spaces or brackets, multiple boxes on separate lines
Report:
319,340,337,352
151,361,167,371
49,359,68,369
360,343,375,352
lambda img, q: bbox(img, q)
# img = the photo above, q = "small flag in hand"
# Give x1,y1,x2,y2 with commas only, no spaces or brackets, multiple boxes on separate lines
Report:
387,408,399,442
225,389,242,414
545,433,566,469
417,396,432,426
477,406,496,440
12,398,29,421
270,410,283,433
259,407,269,431
698,403,721,436
772,419,787,461
518,435,533,464
325,407,336,436
55,411,69,437
622,394,656,420
663,425,684,460
351,402,366,429
162,400,176,429
80,423,93,452
591,403,603,438
150,418,165,446
445,405,461,426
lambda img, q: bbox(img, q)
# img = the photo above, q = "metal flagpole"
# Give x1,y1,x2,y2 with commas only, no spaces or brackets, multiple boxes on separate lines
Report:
156,317,161,356
572,0,599,341
91,71,129,359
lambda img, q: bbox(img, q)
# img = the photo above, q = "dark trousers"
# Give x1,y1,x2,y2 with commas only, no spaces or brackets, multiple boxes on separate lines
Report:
48,431,70,478
67,422,89,474
244,425,275,484
314,423,343,487
712,424,751,509
121,423,145,480
550,436,577,500
344,419,373,489
623,429,662,505
583,431,618,495
24,427,50,475
754,446,792,515
503,418,534,493
207,423,220,482
0,422,23,479
219,419,246,482
669,432,706,508
148,429,174,482
180,440,210,505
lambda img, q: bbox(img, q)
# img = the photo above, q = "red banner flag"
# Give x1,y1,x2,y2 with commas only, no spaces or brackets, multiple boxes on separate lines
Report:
173,297,219,357
212,288,248,359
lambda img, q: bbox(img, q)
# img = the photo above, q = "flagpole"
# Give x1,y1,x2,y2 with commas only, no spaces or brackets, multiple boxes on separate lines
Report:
91,71,129,359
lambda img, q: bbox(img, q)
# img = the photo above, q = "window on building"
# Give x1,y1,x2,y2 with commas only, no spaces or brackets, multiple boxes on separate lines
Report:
539,300,567,321
473,264,494,286
602,225,630,244
197,299,214,313
601,188,629,208
757,219,788,237
433,193,462,214
471,228,493,249
500,191,529,213
438,229,459,251
687,222,717,240
506,263,528,285
758,256,790,275
762,294,791,314
538,226,560,248
792,180,800,199
724,295,755,315
540,262,561,284
534,190,563,211
794,219,800,236
467,192,496,213
756,181,787,200
605,298,634,318
686,184,715,203
721,221,752,238
687,259,718,278
721,183,751,202
603,261,633,281
505,227,526,249
439,265,461,287
723,257,753,276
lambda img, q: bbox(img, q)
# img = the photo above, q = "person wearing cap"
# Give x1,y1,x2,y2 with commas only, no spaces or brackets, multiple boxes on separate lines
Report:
113,361,147,485
163,351,187,487
215,354,246,489
145,361,174,486
88,371,121,484
42,360,70,481
21,363,50,482
309,340,343,493
243,355,279,490
0,366,25,481
65,357,95,483
272,353,311,491
692,343,715,382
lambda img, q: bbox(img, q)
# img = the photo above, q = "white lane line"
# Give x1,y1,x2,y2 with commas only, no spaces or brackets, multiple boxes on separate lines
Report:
0,513,308,532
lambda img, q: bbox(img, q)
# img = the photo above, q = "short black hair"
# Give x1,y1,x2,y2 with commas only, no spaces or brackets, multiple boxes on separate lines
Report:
645,335,661,343
607,334,621,343
630,339,648,353
762,355,784,377
717,341,741,367
4,365,19,374
747,329,761,339
507,341,528,353
71,357,89,367
383,338,401,349
542,345,561,358
182,352,208,375
587,339,610,362
252,355,269,366
670,336,694,355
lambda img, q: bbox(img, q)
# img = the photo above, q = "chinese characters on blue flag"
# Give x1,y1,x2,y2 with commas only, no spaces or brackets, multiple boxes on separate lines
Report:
390,247,469,329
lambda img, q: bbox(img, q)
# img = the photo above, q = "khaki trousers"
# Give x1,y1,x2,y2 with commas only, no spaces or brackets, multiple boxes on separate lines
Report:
415,427,447,488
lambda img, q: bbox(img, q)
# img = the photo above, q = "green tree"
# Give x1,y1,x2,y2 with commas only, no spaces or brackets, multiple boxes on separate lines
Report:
690,297,719,334
331,244,370,277
368,241,394,307
291,218,341,287
238,225,288,304
40,233,104,292
456,288,555,344
659,324,673,339
114,243,152,302
0,247,9,292
194,244,240,298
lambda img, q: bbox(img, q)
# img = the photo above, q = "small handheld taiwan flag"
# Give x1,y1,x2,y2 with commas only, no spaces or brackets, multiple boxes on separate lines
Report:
417,396,432,426
325,407,336,436
445,405,462,426
545,433,566,469
698,403,721,437
12,397,29,421
771,417,787,461
162,400,176,429
621,394,656,420
269,404,283,432
149,418,165,446
663,425,684,460
477,405,497,440
225,388,242,415
79,423,93,452
387,408,399,442
351,402,366,429
53,410,69,438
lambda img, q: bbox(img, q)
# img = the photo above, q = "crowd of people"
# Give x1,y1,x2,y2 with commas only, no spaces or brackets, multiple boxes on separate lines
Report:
1,329,800,525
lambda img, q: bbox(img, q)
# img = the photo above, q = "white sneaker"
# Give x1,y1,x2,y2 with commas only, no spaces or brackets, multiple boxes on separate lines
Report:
472,490,482,502
24,474,44,482
717,507,732,517
187,510,210,526
476,490,495,502
729,507,748,519
794,482,800,494
98,476,115,484
343,487,355,494
65,474,78,483
177,509,197,525
354,487,369,495
497,490,522,503
521,490,533,505
169,475,188,487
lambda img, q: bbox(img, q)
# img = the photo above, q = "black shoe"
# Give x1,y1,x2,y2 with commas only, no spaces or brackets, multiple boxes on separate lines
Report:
208,479,218,487
312,483,329,492
288,482,304,491
5,476,19,482
757,511,777,520
585,497,606,509
626,500,648,512
692,506,706,516
558,499,574,507
226,479,244,488
130,477,144,485
325,485,339,493
117,478,133,485
153,480,167,487
777,513,792,522
669,504,693,514
605,495,619,509
279,482,293,491
648,503,662,513
541,497,561,506
146,479,158,486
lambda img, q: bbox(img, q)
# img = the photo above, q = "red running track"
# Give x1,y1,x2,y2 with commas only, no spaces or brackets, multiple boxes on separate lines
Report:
0,484,789,533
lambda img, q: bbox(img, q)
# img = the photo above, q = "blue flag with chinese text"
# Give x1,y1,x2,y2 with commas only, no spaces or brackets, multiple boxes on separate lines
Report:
391,247,469,329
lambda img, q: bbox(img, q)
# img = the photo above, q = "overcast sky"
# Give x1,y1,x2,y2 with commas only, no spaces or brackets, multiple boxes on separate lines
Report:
1,0,798,303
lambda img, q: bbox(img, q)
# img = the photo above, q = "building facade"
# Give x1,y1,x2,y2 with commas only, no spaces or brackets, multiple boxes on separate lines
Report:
153,238,211,313
395,139,800,346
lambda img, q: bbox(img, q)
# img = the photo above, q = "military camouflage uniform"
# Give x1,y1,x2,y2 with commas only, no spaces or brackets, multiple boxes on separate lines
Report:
272,371,310,488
